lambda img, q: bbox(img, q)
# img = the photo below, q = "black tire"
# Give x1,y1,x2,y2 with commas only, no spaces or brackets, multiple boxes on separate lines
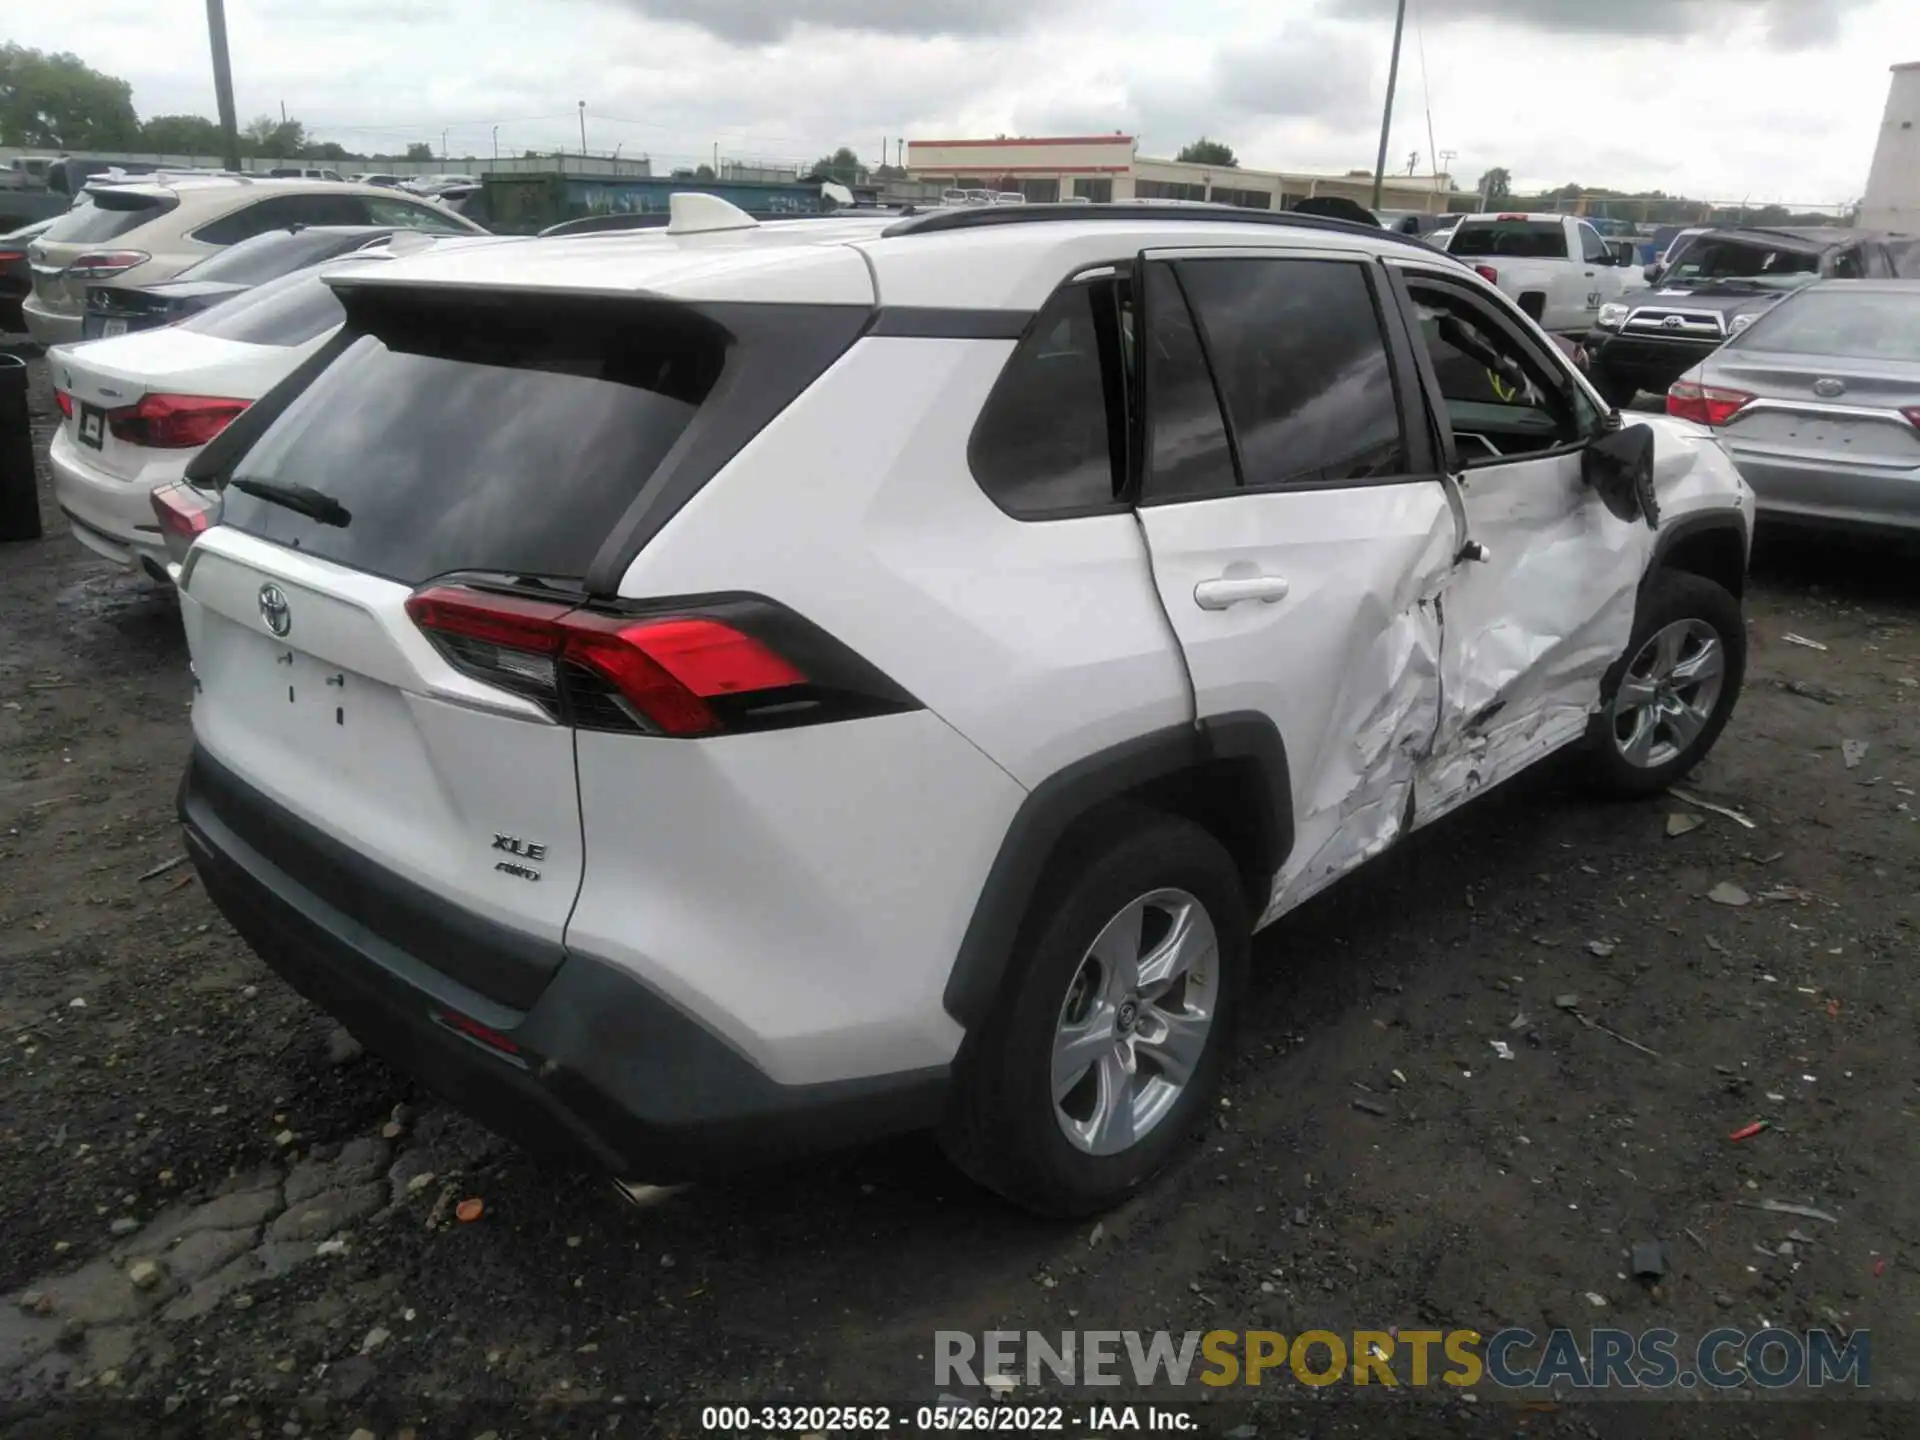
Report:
939,809,1249,1217
1589,365,1642,410
1582,569,1745,798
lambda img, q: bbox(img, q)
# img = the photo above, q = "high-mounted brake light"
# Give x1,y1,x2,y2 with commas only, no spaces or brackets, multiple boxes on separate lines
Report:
107,394,250,449
1473,263,1498,284
1666,380,1755,427
405,584,914,738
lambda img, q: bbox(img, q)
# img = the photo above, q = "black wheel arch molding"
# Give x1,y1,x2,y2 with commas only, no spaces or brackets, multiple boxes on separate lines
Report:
942,712,1292,1030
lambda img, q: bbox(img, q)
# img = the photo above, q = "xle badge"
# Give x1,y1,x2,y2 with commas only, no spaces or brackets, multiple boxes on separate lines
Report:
492,833,547,882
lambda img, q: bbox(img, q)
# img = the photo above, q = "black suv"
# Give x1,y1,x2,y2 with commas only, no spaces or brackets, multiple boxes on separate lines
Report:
1584,227,1919,405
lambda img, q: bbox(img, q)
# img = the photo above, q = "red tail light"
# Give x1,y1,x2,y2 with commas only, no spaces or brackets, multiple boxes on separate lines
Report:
433,1008,521,1057
107,394,249,449
1667,380,1755,427
1902,407,1920,430
0,251,25,265
66,250,149,279
405,584,914,738
1473,263,1498,284
151,484,214,543
54,390,73,419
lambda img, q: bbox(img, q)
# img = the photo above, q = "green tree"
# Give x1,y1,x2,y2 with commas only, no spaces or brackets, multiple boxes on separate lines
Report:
405,141,434,161
0,43,139,149
1477,166,1512,202
694,163,715,180
242,114,308,158
140,114,226,154
304,140,350,162
1176,137,1238,167
806,146,864,183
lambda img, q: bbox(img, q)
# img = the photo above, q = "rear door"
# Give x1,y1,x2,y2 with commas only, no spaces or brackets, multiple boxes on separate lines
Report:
1385,261,1650,824
180,285,731,1006
1129,247,1461,921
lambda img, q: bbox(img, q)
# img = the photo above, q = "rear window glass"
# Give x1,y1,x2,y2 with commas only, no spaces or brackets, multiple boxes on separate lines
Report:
1732,288,1920,361
43,192,176,245
177,230,372,285
1449,221,1566,259
178,267,354,347
221,290,726,583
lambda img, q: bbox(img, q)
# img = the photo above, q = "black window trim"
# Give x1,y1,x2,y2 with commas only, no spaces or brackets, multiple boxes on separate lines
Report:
1136,249,1437,507
1383,260,1602,472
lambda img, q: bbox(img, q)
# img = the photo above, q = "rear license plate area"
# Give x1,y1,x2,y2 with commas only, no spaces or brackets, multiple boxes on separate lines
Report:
78,404,105,449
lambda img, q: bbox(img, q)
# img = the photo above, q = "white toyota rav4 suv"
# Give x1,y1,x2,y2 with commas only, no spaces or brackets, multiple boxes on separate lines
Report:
173,198,1753,1215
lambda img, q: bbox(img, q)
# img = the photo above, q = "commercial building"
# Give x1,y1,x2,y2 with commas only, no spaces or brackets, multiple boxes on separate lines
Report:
1861,61,1920,232
905,134,1452,213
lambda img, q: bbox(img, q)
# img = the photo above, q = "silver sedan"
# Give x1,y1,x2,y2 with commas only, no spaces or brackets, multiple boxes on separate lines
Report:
1670,279,1920,533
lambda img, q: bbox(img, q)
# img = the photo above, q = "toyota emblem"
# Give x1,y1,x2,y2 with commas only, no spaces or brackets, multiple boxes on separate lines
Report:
1660,315,1684,329
1812,377,1847,398
258,583,292,637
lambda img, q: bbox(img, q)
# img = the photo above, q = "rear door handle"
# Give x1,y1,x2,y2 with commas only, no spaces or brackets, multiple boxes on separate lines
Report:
1193,575,1290,611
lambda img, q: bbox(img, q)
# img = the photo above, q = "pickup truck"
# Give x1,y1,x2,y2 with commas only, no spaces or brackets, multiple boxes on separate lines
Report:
1444,213,1637,336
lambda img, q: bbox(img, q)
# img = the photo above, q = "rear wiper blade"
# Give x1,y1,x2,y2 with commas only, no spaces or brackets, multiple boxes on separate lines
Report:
230,478,351,527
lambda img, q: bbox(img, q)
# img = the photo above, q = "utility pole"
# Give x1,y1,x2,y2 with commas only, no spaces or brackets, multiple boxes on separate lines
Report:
1370,0,1409,212
492,124,499,161
205,0,241,172
578,101,587,157
441,128,448,160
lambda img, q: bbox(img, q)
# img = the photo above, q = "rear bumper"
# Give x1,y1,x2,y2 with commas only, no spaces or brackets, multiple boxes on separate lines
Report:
22,295,82,346
47,426,172,571
1726,449,1920,534
1585,331,1719,389
179,746,948,1180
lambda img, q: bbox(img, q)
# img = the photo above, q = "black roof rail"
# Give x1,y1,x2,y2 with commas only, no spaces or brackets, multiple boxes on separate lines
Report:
879,201,1458,259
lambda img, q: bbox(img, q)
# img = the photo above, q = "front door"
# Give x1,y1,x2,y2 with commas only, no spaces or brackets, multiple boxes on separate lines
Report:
1386,263,1653,826
1128,248,1460,922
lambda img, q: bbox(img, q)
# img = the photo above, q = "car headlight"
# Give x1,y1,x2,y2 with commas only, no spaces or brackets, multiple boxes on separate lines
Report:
1727,313,1758,336
1596,303,1630,329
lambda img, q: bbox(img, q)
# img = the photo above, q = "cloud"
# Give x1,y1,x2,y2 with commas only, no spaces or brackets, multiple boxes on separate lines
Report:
1328,0,1867,47
599,0,1069,44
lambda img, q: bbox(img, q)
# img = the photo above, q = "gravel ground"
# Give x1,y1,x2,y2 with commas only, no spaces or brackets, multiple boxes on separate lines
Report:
1,346,1917,1437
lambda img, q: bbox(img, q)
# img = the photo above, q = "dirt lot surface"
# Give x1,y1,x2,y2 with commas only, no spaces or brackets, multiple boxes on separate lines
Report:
1,348,1916,1437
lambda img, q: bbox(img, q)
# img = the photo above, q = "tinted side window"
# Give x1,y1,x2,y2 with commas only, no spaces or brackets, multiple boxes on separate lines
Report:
1177,258,1407,489
968,278,1131,516
1579,224,1610,263
1142,263,1235,500
193,197,304,246
364,196,467,233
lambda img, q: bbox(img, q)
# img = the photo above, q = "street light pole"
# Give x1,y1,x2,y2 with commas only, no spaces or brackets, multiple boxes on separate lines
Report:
578,101,587,157
1370,0,1409,213
204,0,241,172
492,124,499,161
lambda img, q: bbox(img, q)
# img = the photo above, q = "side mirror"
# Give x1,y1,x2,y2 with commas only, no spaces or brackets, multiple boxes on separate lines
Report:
1643,263,1663,284
1583,421,1660,529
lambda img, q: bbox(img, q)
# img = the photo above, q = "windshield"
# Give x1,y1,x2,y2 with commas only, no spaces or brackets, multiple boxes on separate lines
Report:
1661,237,1821,289
1731,287,1920,361
1448,220,1566,259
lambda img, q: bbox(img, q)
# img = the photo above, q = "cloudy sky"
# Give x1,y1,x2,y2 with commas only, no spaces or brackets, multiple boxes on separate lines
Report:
13,0,1916,203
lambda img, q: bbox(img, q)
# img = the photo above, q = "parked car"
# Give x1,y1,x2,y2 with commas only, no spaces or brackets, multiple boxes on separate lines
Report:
1670,278,1920,534
23,175,486,345
1584,227,1918,407
1,156,54,191
171,198,1750,1216
48,239,480,578
265,167,345,182
350,173,405,188
1444,212,1637,334
83,225,409,339
0,217,54,332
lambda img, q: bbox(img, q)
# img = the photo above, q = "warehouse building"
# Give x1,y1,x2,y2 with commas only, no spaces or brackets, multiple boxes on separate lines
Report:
905,134,1452,213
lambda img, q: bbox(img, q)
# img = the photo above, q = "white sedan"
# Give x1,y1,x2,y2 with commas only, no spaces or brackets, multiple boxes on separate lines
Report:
47,238,471,579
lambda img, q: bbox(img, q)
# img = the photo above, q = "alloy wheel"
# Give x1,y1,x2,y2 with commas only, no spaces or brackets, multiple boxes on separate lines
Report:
1610,617,1726,769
